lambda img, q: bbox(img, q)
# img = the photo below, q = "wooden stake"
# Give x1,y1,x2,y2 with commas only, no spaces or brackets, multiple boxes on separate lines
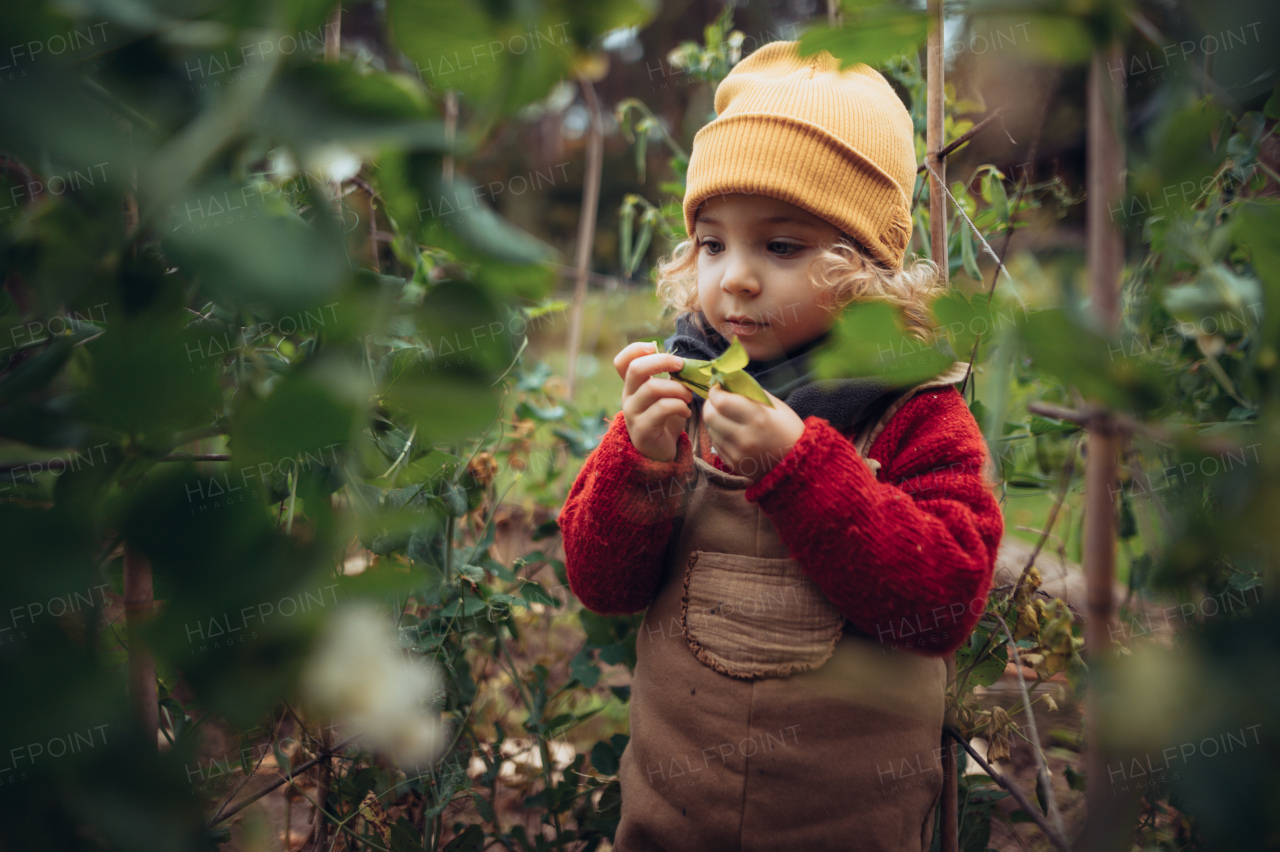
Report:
563,74,603,400
927,0,947,284
1084,37,1125,833
925,3,957,850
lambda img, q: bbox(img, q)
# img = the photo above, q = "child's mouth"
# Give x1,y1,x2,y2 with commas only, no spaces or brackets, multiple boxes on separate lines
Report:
724,318,768,337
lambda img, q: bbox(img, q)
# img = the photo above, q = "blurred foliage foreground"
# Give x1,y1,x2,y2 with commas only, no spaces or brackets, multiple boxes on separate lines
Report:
0,0,656,848
1,0,1279,851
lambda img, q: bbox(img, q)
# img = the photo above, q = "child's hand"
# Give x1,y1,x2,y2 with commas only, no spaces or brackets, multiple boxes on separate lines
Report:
704,384,805,482
614,341,693,463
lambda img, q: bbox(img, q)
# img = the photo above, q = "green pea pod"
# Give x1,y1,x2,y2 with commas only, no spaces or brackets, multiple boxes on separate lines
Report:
662,336,773,407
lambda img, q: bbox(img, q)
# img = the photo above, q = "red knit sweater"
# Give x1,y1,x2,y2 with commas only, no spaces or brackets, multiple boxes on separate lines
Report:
558,386,1004,657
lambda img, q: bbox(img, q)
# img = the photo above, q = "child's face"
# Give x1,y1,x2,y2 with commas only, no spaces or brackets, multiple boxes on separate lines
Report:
693,192,844,362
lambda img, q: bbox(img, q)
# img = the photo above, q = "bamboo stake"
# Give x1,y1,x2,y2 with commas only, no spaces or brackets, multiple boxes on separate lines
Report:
563,73,603,400
925,3,958,850
926,0,947,281
1084,37,1124,835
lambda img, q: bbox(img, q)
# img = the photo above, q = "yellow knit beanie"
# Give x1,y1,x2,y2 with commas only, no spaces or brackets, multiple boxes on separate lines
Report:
682,40,918,270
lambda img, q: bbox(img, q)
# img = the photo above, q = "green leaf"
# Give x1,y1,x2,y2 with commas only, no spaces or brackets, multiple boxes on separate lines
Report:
76,314,223,447
718,365,772,405
1131,97,1229,223
668,354,713,398
162,179,351,317
456,563,485,583
591,739,620,775
469,791,495,823
389,818,421,852
0,334,75,406
814,300,952,385
1029,416,1080,436
717,335,749,372
932,291,1012,365
441,824,484,852
273,739,292,777
1017,309,1167,414
1232,202,1280,376
1035,770,1051,815
420,172,558,266
439,593,485,618
258,60,445,152
619,198,635,273
386,0,500,103
570,649,600,688
519,580,558,608
960,224,981,281
797,5,928,71
988,171,1010,223
1265,84,1280,120
666,336,773,406
381,350,501,445
231,356,367,468
958,642,1007,689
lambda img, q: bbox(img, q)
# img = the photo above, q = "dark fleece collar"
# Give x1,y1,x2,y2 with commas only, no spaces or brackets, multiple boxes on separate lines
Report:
661,311,899,434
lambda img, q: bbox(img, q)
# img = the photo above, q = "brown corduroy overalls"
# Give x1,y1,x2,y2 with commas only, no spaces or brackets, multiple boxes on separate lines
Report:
614,366,969,852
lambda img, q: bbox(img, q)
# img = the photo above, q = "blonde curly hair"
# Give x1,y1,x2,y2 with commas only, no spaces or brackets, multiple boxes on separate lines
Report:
654,232,946,343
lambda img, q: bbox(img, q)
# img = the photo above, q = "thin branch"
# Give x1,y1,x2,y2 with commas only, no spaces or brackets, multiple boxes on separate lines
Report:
207,709,289,830
208,734,361,827
916,108,1008,174
943,726,1072,852
1011,433,1080,604
959,433,1080,694
960,70,1058,397
923,159,1027,311
994,611,1065,837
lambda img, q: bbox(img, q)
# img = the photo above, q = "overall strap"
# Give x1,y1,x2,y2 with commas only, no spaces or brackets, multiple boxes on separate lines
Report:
687,403,753,489
853,361,971,458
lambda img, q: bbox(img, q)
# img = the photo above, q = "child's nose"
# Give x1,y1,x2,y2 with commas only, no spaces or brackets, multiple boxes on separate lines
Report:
720,253,761,296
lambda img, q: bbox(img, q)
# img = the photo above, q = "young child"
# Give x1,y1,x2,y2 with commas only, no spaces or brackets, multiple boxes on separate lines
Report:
558,40,1004,852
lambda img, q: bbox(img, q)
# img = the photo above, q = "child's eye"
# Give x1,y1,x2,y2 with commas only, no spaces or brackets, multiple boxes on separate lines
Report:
769,241,803,257
698,238,723,254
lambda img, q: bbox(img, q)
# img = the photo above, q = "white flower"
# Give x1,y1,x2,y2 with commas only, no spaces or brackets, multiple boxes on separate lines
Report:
305,144,364,184
302,603,448,768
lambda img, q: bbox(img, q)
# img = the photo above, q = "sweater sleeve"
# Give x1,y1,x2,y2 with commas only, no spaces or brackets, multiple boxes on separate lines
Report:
558,411,695,615
742,387,1003,656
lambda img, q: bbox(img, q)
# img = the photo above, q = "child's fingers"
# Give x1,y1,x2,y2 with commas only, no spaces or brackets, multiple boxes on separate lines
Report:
622,352,686,398
643,396,693,425
614,342,680,381
631,377,694,405
625,380,693,427
613,341,657,380
705,384,752,420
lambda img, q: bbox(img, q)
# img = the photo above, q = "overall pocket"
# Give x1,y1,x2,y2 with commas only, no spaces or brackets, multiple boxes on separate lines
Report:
680,549,845,679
